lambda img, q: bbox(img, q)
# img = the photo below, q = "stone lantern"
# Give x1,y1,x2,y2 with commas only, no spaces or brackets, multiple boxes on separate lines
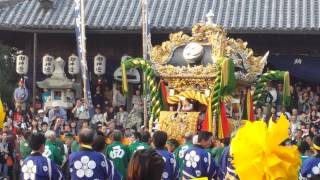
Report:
37,57,77,109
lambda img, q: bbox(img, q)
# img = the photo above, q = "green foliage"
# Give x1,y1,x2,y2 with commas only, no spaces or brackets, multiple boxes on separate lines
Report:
0,44,19,105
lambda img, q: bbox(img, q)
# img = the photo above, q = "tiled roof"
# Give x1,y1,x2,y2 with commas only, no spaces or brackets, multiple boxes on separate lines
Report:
0,0,25,8
0,0,320,33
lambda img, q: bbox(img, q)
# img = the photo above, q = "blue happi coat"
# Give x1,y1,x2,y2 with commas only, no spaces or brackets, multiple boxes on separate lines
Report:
21,152,63,180
182,145,219,180
156,148,179,180
220,146,239,180
300,155,320,179
69,148,122,180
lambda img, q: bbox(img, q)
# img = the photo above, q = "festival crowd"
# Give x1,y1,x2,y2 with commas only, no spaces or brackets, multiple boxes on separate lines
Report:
0,79,320,179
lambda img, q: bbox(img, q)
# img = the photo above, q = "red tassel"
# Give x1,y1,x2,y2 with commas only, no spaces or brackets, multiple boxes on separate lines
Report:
249,92,254,121
160,80,168,103
201,109,209,131
246,90,254,122
220,100,230,138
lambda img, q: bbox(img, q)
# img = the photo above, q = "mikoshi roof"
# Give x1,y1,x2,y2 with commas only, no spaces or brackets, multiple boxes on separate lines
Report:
0,0,320,33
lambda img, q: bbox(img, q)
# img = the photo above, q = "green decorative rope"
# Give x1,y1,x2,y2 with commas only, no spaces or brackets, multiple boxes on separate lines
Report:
211,58,224,137
253,70,290,107
212,59,223,116
211,57,236,137
121,58,161,131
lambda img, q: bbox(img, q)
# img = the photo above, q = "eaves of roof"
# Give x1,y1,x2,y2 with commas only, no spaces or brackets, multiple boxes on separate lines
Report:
1,0,320,34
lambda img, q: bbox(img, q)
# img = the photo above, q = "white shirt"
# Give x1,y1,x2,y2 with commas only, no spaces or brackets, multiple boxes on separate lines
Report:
269,88,277,103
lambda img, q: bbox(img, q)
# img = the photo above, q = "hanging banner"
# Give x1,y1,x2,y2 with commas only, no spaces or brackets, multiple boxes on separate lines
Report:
269,55,320,83
74,0,93,109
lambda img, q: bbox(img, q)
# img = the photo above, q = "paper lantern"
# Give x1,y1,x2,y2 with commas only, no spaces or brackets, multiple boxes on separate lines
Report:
68,54,80,75
42,54,54,75
16,54,29,75
94,54,106,75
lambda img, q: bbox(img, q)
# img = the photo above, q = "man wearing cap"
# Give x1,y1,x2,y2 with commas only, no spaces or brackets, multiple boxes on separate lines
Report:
14,79,28,111
96,122,105,136
37,109,49,124
174,132,193,178
69,128,122,179
21,133,63,179
300,135,320,179
48,103,67,122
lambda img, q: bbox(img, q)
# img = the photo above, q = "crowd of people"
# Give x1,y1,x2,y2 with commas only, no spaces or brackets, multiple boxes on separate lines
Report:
254,82,320,147
0,80,148,179
1,78,320,179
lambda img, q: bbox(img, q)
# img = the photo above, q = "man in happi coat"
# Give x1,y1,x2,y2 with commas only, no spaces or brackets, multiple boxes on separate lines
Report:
300,135,320,179
21,133,63,180
106,130,130,179
128,131,151,158
69,128,122,180
182,131,219,180
174,132,193,179
43,130,64,166
153,131,179,180
219,146,239,180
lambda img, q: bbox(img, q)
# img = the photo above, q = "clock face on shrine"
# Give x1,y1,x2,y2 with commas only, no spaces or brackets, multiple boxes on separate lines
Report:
183,42,204,64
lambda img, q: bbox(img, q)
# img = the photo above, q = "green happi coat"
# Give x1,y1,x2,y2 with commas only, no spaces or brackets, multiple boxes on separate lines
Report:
71,141,80,153
54,139,65,156
19,139,32,159
106,141,130,178
128,141,150,158
173,142,193,177
43,140,63,166
211,147,225,166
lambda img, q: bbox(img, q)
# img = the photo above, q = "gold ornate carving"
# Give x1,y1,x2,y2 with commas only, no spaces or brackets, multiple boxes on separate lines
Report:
166,78,214,92
150,23,227,65
155,64,216,78
150,32,191,65
226,38,269,82
192,23,227,58
150,22,268,82
159,111,199,142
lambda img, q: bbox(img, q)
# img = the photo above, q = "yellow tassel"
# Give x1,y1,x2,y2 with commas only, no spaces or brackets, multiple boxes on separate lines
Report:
121,63,128,96
0,99,5,129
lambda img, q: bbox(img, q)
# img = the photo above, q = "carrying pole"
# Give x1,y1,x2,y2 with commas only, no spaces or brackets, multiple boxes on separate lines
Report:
142,0,149,128
32,32,37,114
